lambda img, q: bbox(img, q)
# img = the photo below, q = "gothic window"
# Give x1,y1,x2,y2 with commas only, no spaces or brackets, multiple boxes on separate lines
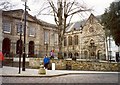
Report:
90,39,95,47
68,36,72,45
64,53,67,58
74,52,79,57
84,51,88,59
74,35,78,45
68,52,72,58
89,17,93,24
89,27,94,32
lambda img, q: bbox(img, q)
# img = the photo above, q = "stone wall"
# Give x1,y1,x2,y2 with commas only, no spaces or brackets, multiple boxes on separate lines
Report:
29,58,119,71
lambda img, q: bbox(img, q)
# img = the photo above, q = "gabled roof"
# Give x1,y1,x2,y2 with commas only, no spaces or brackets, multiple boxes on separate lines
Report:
66,13,101,32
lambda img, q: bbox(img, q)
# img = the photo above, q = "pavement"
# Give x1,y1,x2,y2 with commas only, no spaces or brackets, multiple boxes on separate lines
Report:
0,66,119,77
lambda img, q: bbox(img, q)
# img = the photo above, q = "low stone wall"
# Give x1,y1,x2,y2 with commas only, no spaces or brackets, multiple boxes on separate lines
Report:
29,58,119,71
29,58,43,69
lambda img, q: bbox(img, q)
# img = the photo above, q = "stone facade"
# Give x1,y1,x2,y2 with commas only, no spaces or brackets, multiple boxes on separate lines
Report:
1,9,58,58
62,14,106,61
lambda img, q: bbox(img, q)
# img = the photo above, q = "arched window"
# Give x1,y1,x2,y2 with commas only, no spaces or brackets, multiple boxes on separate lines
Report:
97,50,101,59
28,41,34,57
68,52,72,58
84,51,88,59
89,27,94,32
68,36,72,45
74,52,79,57
74,35,78,45
2,38,11,56
90,39,94,47
64,53,67,58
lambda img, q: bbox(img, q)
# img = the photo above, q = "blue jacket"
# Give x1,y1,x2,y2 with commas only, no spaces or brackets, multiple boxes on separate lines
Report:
43,57,50,64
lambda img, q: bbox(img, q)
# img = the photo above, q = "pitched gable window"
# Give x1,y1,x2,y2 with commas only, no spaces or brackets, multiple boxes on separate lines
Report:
2,22,11,33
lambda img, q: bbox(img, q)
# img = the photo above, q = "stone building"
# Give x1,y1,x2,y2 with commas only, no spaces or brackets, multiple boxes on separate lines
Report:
1,9,58,59
62,14,107,61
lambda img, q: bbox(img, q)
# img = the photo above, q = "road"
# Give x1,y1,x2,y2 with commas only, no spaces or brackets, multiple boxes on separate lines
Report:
1,73,119,84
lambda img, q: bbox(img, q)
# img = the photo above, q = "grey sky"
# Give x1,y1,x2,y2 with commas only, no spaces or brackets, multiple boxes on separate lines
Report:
2,0,115,24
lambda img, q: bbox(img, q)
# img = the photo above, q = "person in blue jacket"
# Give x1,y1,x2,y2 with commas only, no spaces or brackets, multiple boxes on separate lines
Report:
43,54,50,69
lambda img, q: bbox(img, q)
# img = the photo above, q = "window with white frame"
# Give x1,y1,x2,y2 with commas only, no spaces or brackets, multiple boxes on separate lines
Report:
54,33,58,45
44,31,49,43
2,22,11,33
50,32,55,45
16,22,23,34
29,27,35,37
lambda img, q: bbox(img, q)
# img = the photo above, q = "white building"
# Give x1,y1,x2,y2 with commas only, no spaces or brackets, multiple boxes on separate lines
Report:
107,36,119,62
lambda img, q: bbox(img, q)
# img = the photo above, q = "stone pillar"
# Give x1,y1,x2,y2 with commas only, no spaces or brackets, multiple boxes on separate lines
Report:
0,10,3,51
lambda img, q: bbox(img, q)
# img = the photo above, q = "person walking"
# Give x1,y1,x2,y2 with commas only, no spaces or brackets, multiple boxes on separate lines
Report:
43,54,50,69
50,50,54,59
0,51,4,68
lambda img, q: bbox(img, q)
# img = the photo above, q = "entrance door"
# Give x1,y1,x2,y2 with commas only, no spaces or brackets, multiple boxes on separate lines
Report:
2,38,11,57
28,41,34,57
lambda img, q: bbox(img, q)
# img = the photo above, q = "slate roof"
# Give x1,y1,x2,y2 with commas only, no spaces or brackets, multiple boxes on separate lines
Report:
66,14,101,32
66,20,85,32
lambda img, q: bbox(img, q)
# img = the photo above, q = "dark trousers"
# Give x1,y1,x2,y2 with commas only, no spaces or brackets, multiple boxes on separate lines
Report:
0,61,3,68
44,63,49,69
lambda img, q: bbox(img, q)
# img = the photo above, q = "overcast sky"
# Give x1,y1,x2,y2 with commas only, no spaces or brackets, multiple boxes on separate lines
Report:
2,0,115,24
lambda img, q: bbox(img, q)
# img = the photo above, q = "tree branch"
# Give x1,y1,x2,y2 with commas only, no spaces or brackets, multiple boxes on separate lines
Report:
68,9,91,16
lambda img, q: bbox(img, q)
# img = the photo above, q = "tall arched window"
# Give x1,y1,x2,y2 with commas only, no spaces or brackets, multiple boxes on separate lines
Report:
84,51,88,59
97,50,101,59
68,52,72,58
2,38,11,56
74,35,78,45
68,36,72,45
64,53,67,58
28,41,34,57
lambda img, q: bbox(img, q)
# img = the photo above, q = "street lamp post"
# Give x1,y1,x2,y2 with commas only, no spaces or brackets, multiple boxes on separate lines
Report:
21,0,27,71
80,26,83,59
18,24,22,74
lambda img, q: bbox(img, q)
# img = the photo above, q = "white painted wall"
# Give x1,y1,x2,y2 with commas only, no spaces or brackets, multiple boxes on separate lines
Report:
107,36,119,61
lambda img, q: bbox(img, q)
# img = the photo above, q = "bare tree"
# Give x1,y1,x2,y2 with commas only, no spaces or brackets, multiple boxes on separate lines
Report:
0,0,15,10
37,0,91,59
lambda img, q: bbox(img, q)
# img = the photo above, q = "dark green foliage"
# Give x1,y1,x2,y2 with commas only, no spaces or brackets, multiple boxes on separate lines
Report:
101,1,120,46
